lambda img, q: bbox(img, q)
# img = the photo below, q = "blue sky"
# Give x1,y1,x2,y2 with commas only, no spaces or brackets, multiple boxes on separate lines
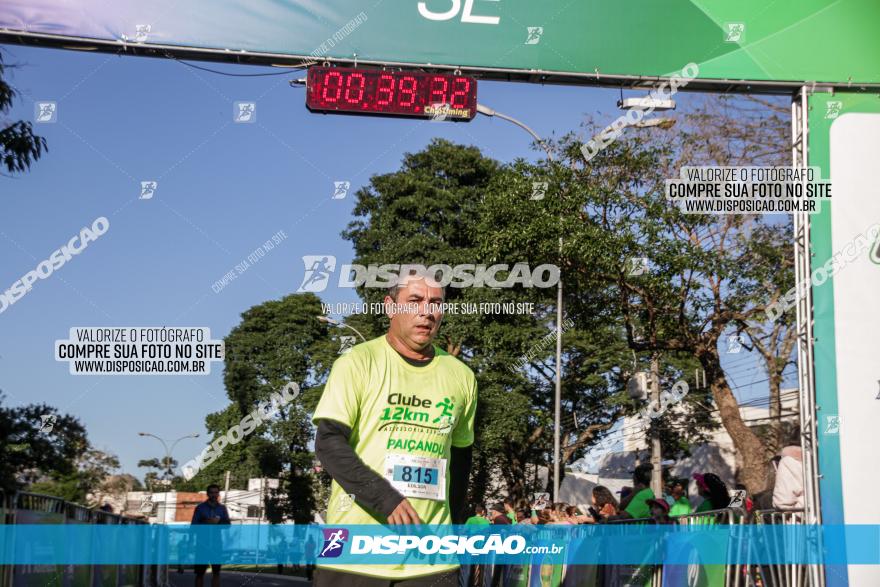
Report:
0,45,790,481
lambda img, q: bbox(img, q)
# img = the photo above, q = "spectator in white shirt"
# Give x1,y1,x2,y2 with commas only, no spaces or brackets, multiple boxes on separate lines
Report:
772,446,805,509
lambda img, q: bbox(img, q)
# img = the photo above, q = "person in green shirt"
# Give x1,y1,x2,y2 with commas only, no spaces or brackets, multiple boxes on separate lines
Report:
462,505,489,587
621,464,655,519
504,499,517,523
693,472,731,513
465,504,490,526
690,475,731,585
668,480,692,517
312,272,478,585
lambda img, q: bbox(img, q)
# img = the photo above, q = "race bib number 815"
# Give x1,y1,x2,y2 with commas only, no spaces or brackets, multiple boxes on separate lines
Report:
393,465,438,485
384,454,446,501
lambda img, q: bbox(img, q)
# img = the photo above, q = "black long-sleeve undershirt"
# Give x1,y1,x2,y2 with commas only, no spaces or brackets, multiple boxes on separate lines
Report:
315,419,472,522
315,419,404,517
448,443,472,524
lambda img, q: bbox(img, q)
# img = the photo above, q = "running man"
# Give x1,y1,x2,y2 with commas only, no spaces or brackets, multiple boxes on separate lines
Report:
313,270,477,586
191,484,230,587
301,257,334,290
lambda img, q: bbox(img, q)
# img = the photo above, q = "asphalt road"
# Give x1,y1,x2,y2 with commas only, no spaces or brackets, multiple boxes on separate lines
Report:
168,569,312,587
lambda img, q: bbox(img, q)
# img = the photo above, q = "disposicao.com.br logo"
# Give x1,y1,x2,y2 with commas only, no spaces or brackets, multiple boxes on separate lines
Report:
297,256,560,292
323,531,560,557
320,528,349,558
351,534,531,555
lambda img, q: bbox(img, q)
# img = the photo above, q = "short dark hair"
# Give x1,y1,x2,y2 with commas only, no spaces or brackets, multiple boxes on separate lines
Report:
669,479,686,490
703,473,731,509
633,463,652,486
387,268,445,303
474,504,486,515
206,484,221,493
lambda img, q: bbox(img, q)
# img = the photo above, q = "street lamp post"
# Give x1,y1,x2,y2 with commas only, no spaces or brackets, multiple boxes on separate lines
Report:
137,432,200,483
477,99,675,502
476,103,563,502
136,432,196,587
475,104,555,162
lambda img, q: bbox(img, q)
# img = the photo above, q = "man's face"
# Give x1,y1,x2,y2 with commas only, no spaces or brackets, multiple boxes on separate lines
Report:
386,276,444,350
207,488,220,502
671,484,684,499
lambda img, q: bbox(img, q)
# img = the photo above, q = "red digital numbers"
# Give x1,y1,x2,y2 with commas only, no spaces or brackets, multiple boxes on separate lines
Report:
306,67,477,120
321,70,343,103
377,74,395,106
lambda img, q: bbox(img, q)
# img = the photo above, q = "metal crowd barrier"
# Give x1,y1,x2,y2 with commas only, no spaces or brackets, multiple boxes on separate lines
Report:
1,490,12,587
601,507,812,587
0,491,154,587
748,509,808,587
1,492,813,587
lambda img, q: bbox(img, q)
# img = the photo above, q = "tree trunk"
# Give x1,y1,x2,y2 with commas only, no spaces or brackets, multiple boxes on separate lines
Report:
469,450,489,506
746,323,797,458
768,371,783,456
701,351,769,494
544,453,566,499
506,453,527,503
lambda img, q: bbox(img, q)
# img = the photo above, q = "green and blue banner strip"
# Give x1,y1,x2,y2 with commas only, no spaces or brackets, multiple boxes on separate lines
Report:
2,524,879,565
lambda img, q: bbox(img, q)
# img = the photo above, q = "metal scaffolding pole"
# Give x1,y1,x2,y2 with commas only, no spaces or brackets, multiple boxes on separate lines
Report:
792,86,824,587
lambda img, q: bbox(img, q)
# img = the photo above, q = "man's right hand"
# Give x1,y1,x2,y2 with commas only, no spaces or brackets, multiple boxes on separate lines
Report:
387,499,422,525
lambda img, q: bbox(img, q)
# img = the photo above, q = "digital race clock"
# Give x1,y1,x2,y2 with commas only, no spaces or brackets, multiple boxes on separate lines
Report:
306,67,477,121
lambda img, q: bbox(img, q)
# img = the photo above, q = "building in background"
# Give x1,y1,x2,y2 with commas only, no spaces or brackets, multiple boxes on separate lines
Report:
562,389,800,509
123,478,282,524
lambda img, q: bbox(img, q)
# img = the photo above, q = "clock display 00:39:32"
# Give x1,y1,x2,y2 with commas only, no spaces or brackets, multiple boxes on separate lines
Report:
306,67,477,121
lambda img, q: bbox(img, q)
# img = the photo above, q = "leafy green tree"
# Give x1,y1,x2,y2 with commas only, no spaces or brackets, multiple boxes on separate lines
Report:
28,475,84,502
138,456,177,477
472,156,715,488
477,95,792,493
30,448,120,504
138,456,180,491
179,403,282,492
0,392,88,493
192,293,336,522
0,51,47,175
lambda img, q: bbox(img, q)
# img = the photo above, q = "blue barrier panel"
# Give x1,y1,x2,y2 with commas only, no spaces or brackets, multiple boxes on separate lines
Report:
1,525,878,566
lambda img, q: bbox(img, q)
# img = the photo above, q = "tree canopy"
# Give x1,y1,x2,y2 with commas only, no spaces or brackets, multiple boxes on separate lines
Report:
0,51,47,175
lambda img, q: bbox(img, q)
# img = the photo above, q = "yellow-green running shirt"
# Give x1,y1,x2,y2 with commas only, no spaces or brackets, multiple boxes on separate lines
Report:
312,335,478,579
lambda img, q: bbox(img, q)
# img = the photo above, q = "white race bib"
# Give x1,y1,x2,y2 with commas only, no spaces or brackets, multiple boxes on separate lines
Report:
383,453,447,501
